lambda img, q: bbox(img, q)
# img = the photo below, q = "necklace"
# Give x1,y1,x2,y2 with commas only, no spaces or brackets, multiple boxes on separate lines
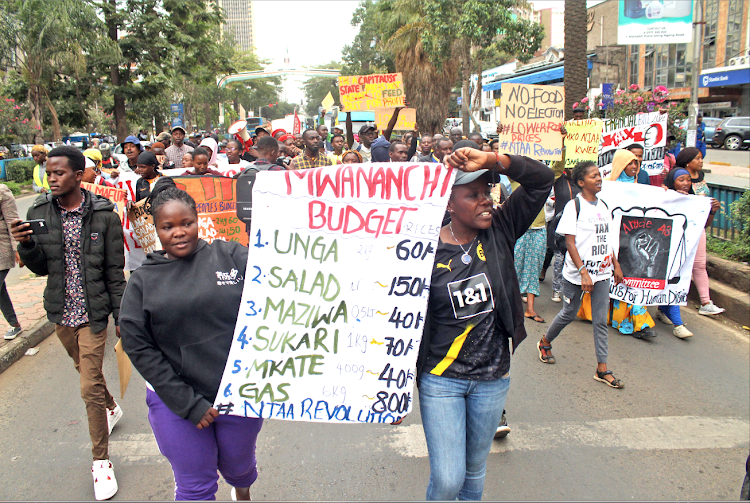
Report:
449,223,477,265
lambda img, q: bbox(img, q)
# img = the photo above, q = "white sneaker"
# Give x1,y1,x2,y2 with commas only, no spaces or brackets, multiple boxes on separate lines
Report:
673,325,693,339
3,326,21,340
655,310,673,325
107,404,123,435
92,459,118,500
551,291,562,303
698,302,725,316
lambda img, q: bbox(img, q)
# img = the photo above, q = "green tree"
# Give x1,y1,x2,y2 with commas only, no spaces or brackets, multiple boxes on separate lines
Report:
96,0,227,141
302,62,342,117
422,0,543,135
0,0,117,142
341,0,395,75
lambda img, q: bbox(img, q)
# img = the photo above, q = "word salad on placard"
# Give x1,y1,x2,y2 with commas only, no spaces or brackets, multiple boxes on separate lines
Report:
215,163,454,423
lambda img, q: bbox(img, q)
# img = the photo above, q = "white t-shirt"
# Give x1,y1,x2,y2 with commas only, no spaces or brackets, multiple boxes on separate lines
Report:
352,141,372,162
557,194,615,285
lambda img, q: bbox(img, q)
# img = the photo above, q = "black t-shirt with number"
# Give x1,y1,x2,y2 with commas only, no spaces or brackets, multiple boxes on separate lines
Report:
424,237,510,380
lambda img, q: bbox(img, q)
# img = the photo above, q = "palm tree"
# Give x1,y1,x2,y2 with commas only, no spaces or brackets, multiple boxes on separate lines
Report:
382,1,459,135
564,0,588,120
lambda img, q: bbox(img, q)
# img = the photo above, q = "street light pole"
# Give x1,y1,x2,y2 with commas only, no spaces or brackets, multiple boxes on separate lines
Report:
686,0,703,148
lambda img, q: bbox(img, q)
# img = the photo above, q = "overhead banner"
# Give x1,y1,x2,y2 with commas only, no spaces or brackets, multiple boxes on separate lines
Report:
598,112,668,178
214,163,454,423
82,182,127,225
600,181,710,306
374,107,416,132
563,119,604,169
498,83,564,161
338,73,406,112
617,0,694,44
173,176,249,247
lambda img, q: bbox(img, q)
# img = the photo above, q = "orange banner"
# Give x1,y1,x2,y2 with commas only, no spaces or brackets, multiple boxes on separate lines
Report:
82,182,127,225
173,176,248,246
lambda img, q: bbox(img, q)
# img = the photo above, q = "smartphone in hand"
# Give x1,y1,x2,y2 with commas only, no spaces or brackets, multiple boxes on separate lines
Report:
20,219,49,235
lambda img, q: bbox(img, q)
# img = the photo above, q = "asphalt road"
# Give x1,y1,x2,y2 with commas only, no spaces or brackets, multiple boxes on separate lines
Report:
0,277,747,501
704,146,750,167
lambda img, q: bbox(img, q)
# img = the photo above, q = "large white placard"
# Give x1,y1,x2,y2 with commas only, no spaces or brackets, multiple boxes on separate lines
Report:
598,112,668,179
600,181,710,306
214,163,454,423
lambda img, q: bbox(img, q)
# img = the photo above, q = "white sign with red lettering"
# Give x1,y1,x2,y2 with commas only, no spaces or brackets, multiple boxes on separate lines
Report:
598,112,668,178
215,163,454,423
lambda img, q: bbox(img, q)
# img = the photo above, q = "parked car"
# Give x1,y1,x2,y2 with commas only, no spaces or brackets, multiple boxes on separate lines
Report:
111,143,128,164
711,117,750,150
679,117,722,144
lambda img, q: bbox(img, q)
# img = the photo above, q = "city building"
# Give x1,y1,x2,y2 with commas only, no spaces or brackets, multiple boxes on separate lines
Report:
218,0,255,54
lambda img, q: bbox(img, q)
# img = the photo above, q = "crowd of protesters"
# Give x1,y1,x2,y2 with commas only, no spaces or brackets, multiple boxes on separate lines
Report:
4,102,729,501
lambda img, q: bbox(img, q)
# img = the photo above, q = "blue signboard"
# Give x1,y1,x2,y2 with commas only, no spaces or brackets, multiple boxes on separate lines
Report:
170,103,185,128
700,68,750,88
601,83,614,110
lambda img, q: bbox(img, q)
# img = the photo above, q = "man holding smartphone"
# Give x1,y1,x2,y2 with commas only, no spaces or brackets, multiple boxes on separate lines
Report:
11,146,126,501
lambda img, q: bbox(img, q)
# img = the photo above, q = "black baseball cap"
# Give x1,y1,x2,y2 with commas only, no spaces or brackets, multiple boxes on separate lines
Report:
358,123,377,135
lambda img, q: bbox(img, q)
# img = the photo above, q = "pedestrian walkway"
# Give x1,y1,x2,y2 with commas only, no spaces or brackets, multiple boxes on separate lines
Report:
0,272,53,374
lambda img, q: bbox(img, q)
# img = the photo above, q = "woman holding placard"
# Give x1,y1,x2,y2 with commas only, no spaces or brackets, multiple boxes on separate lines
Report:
120,179,262,501
416,147,553,500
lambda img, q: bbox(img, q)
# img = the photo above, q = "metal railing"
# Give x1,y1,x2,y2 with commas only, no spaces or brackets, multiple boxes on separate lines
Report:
708,182,748,240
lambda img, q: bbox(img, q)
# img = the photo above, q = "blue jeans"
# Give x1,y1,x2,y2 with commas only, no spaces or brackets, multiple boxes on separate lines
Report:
419,372,510,500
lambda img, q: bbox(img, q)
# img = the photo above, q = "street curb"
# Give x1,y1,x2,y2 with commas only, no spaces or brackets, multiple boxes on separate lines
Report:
708,161,732,166
0,317,54,375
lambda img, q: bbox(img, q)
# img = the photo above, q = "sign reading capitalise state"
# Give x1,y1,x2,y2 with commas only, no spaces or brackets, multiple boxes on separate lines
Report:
498,83,564,161
338,73,406,112
600,181,710,306
214,163,454,423
617,0,694,45
598,112,668,178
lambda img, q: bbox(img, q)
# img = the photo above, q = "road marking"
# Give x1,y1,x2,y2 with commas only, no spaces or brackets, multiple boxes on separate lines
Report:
389,416,750,458
106,433,166,465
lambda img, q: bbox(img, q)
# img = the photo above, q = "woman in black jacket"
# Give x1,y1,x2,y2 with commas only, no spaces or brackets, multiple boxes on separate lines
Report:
120,180,262,501
416,147,553,500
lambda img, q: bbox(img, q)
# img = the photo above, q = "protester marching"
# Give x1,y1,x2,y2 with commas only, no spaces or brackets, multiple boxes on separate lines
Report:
2,2,748,501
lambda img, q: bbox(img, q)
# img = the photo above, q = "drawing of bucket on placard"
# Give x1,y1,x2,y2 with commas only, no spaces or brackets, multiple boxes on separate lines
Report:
615,208,688,289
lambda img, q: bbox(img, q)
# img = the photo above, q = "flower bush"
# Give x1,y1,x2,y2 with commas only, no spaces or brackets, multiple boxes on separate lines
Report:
578,85,689,144
0,96,35,148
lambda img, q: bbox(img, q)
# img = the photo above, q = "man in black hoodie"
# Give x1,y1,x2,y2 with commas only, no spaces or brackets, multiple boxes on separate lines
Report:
11,146,126,501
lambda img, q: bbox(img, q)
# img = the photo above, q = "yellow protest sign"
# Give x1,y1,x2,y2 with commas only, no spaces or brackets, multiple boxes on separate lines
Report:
498,83,564,160
321,91,335,111
338,73,406,111
563,119,604,168
374,107,416,131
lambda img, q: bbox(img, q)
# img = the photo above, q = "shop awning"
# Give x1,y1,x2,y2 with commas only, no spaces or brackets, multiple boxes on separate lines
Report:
483,61,593,91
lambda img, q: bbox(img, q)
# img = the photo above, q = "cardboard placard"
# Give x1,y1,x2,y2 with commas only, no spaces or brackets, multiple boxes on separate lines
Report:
127,198,161,254
497,83,564,160
214,163,454,423
563,119,605,168
338,73,406,112
174,177,249,247
82,182,127,224
375,108,416,132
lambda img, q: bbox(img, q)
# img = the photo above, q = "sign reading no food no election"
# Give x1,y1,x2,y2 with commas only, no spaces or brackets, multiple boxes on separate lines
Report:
498,83,564,161
339,73,406,112
215,163,454,423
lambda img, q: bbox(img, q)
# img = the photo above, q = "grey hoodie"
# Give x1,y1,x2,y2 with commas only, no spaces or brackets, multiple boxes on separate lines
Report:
120,239,248,424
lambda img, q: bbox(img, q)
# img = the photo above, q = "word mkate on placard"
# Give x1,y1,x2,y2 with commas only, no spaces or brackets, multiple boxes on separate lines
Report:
214,163,454,423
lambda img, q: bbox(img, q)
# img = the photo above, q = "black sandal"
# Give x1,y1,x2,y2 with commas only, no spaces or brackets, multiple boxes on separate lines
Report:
593,370,624,389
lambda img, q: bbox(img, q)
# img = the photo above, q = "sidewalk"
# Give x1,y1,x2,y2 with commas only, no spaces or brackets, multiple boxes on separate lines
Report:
704,162,750,190
0,272,54,374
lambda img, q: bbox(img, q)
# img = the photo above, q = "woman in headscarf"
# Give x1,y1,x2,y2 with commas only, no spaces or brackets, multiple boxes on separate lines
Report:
577,150,658,339
673,147,724,316
198,137,219,169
